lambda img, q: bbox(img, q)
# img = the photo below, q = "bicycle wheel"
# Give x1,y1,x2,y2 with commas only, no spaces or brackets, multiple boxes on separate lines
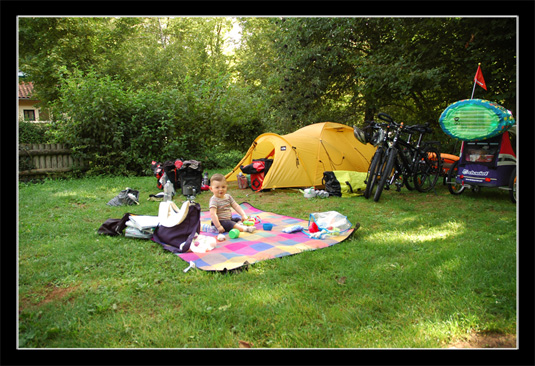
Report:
414,146,441,193
374,147,397,202
402,152,415,191
364,147,384,199
509,167,516,204
400,173,414,191
447,160,465,195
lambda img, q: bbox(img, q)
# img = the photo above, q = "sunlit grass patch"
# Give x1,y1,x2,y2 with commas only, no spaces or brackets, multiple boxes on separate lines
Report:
18,175,516,348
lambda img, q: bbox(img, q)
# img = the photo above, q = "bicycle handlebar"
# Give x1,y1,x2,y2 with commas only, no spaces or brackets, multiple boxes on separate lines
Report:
404,122,433,134
377,112,394,124
374,113,433,134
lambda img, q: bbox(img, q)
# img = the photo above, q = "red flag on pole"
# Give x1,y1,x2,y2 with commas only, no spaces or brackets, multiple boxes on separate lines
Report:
474,63,487,90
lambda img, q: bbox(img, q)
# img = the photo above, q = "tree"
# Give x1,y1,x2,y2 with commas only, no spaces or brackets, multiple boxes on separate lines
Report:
19,17,237,102
234,17,516,136
19,16,517,174
19,17,115,104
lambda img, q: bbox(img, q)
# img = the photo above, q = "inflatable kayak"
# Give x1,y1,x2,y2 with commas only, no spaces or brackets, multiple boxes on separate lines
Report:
439,99,515,141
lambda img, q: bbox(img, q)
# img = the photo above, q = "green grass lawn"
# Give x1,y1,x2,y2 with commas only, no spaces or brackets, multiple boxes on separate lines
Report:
18,173,517,349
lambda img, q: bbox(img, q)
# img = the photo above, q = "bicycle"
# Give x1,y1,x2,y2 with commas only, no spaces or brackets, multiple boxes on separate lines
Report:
355,118,393,199
372,113,442,202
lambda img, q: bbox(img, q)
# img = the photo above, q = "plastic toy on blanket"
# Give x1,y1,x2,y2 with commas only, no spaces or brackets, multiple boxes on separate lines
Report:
243,215,261,226
307,226,342,239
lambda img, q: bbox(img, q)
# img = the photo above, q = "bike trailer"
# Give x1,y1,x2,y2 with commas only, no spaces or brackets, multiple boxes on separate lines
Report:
455,131,515,187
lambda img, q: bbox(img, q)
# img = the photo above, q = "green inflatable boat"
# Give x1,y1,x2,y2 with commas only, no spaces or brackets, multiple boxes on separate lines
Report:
439,99,515,141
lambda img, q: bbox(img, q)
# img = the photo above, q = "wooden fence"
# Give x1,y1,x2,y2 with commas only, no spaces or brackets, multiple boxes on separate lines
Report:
19,143,84,180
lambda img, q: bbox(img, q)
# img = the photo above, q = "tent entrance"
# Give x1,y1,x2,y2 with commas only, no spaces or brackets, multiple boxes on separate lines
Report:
252,141,275,160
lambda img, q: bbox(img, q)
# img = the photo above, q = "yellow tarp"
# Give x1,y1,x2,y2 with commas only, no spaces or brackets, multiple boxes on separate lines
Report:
226,122,376,190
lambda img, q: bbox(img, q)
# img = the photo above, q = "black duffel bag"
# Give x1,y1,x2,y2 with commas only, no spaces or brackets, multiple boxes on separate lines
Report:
322,171,367,197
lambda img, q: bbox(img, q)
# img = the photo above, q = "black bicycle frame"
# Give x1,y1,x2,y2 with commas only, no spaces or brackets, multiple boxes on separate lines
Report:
384,126,427,189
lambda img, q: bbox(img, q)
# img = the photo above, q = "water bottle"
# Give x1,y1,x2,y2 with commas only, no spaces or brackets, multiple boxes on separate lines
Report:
203,172,209,186
164,181,172,202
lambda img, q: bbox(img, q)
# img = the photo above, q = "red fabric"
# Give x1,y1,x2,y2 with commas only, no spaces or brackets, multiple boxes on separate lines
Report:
474,64,487,90
250,173,265,192
499,131,516,158
252,161,265,171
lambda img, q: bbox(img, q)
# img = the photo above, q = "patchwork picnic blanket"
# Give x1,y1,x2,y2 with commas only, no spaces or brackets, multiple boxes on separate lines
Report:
177,202,356,271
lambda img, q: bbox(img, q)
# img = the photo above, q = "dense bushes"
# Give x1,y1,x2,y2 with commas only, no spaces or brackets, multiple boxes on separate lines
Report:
50,69,264,175
19,121,51,144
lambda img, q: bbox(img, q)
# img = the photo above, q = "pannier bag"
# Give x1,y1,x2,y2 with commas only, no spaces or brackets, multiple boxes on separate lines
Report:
322,171,367,197
177,160,203,196
240,158,273,192
151,159,183,190
440,153,460,175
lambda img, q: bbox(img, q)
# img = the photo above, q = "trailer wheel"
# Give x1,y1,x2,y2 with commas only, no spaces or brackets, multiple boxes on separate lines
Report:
509,167,516,204
447,160,465,195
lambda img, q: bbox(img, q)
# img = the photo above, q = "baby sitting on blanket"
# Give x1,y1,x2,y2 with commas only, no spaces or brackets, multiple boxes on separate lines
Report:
208,174,256,234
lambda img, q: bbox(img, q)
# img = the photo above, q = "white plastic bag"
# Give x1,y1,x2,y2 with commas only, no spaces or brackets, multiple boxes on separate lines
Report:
308,211,352,232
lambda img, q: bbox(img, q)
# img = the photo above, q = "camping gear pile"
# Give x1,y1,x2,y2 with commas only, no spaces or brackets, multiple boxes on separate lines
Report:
100,159,207,252
239,158,274,192
151,159,206,198
439,99,517,203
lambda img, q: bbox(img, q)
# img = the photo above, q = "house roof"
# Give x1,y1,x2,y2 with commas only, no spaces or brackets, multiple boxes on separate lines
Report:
19,81,35,99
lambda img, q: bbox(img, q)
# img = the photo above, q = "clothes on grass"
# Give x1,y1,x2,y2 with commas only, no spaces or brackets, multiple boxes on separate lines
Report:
107,188,139,206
